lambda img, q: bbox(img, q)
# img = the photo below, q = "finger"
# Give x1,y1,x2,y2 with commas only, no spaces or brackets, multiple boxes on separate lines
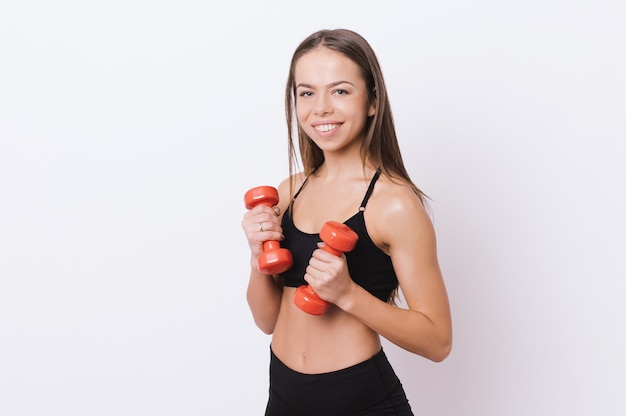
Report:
307,256,326,272
245,206,279,224
311,247,338,262
303,271,316,286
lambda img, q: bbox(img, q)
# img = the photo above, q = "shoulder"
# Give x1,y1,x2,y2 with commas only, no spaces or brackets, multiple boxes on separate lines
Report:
368,174,429,221
365,174,434,253
276,172,307,213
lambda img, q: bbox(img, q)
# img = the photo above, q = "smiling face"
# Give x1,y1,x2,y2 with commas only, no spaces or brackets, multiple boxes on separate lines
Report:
294,47,376,155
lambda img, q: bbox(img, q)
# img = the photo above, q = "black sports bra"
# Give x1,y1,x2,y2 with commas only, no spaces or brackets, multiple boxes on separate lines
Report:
279,169,398,302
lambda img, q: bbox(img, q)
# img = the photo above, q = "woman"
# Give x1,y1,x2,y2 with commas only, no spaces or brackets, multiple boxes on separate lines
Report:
242,28,452,416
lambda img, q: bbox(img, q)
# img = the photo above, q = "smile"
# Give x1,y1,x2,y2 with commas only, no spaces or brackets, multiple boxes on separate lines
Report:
314,123,341,132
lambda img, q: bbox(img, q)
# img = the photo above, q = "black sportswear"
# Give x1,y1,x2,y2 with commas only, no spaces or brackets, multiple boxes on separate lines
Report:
279,169,398,302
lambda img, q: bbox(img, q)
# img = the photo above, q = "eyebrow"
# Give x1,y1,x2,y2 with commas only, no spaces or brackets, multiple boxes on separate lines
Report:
296,80,356,89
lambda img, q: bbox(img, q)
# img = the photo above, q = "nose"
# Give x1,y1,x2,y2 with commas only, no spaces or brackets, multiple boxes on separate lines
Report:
313,93,333,116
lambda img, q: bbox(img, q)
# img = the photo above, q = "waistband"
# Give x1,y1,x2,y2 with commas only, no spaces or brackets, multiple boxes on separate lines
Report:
268,346,402,415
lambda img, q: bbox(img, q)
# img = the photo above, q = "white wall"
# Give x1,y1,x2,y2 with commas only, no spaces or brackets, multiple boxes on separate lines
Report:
1,1,624,415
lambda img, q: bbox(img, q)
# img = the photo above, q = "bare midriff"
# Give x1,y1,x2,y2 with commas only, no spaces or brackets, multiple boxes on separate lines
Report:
270,287,381,374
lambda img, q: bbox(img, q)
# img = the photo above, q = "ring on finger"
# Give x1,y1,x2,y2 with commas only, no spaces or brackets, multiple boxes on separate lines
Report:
259,222,264,232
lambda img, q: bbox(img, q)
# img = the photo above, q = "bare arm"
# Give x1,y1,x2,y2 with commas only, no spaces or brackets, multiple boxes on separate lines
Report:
348,190,451,361
307,185,452,361
241,178,294,334
246,263,283,334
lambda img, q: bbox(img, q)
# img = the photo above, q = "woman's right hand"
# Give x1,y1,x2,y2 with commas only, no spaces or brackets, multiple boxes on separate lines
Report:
241,204,283,263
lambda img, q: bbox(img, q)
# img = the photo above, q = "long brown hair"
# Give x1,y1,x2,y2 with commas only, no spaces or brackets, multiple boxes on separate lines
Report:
285,28,427,204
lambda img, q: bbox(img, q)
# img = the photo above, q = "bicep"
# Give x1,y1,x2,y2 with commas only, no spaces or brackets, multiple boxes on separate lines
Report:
385,203,450,321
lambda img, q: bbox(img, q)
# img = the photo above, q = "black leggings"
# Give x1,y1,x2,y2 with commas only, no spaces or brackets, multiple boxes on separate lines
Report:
265,347,414,416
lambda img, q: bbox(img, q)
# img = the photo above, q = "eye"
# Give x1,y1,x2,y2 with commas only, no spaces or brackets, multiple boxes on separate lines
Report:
333,89,347,96
298,91,313,97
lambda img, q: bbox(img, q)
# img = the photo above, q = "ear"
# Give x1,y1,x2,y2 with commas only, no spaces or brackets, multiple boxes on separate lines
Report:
368,88,377,117
368,102,376,117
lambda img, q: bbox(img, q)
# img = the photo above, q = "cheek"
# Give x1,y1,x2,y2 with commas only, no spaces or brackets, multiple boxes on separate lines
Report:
295,101,307,120
295,107,310,132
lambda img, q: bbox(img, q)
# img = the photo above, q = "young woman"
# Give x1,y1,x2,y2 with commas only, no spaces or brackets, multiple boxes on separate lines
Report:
241,28,452,416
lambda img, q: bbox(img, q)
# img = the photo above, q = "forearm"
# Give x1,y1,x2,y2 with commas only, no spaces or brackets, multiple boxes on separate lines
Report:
337,284,452,362
246,260,283,334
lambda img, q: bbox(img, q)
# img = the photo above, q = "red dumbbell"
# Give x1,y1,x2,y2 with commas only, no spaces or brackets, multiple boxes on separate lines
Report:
293,220,359,315
244,186,293,275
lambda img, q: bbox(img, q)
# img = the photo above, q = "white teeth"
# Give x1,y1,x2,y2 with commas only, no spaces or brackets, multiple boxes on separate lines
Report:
315,124,338,132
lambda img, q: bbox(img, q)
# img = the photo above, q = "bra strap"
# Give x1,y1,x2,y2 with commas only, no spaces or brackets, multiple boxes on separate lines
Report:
290,166,320,210
292,177,308,202
359,168,382,211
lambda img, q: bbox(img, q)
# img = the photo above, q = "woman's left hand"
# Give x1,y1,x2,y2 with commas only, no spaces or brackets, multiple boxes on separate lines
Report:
303,242,355,305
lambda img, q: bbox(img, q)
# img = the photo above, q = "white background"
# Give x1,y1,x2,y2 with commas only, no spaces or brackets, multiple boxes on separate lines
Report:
1,1,625,415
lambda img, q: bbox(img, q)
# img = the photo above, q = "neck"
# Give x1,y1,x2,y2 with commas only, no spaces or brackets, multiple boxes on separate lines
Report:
316,156,376,182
